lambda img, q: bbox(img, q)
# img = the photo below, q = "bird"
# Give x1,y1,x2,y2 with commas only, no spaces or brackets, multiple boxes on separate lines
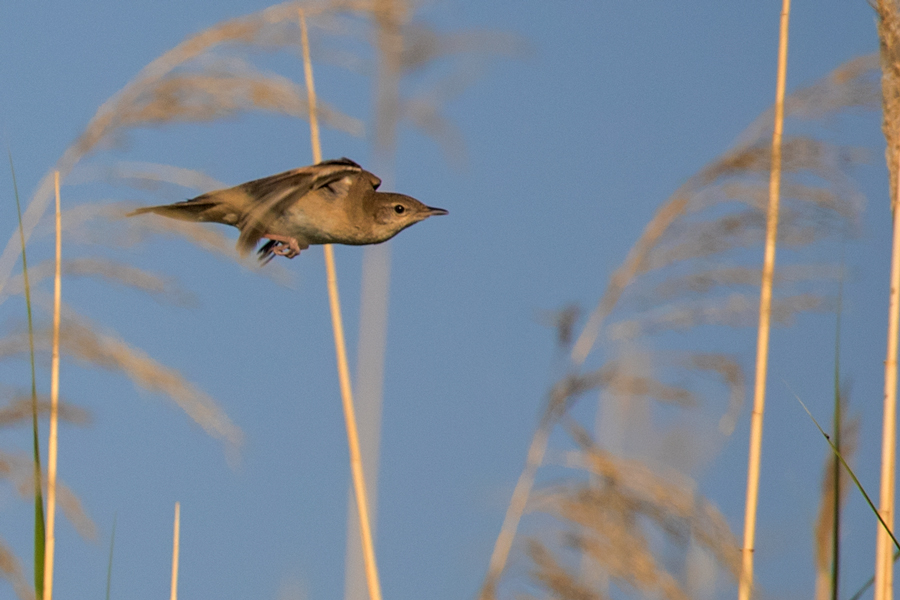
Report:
128,158,447,263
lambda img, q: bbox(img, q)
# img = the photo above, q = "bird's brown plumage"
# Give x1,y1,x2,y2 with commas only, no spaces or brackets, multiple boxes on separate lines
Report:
129,158,447,262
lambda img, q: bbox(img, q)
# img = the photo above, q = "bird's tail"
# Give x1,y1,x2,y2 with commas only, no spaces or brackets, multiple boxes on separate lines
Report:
126,198,223,223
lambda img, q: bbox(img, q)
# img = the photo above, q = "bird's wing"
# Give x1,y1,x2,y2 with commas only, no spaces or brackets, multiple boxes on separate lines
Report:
362,169,382,190
235,159,367,255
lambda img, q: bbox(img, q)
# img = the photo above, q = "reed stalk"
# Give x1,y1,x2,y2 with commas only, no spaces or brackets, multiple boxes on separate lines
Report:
170,502,180,600
299,10,382,600
876,151,900,600
867,4,900,596
106,514,116,600
345,3,407,597
738,2,791,599
42,171,62,600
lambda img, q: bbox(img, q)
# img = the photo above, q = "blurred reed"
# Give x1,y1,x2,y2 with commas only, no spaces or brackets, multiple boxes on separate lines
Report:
481,52,876,600
526,424,739,600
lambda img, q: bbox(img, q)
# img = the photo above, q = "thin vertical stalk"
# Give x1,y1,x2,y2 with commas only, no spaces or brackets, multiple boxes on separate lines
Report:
43,171,62,600
10,150,45,599
106,514,117,600
170,502,180,600
346,3,406,598
876,151,900,600
299,11,321,165
874,1,900,598
345,245,389,600
831,274,844,600
324,243,383,600
738,2,791,600
299,10,383,600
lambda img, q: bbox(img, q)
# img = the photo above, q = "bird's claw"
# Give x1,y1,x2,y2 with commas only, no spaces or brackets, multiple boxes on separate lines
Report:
271,241,301,259
258,235,303,264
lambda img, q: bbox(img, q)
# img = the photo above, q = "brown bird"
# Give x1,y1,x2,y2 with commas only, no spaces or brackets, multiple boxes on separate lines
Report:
129,158,447,263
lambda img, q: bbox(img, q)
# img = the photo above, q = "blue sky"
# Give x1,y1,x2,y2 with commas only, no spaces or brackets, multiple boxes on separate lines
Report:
0,1,891,599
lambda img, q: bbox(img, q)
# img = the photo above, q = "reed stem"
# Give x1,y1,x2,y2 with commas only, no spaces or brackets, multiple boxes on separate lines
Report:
299,10,383,600
738,2,790,599
43,171,62,600
875,150,900,600
170,502,180,600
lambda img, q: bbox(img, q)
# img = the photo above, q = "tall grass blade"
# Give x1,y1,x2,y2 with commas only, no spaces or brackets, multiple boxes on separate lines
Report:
831,272,843,600
816,269,847,600
9,149,45,599
793,390,900,551
850,574,877,600
848,551,900,600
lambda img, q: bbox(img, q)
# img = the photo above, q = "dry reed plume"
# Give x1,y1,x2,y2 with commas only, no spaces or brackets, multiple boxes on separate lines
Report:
481,55,876,600
0,319,241,446
0,448,95,541
525,426,739,600
0,397,88,428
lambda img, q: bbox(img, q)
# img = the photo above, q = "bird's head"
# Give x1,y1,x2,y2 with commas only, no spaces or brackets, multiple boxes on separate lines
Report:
369,192,448,243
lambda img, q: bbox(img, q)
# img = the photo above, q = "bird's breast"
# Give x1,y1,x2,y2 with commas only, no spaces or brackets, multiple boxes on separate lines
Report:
270,203,374,246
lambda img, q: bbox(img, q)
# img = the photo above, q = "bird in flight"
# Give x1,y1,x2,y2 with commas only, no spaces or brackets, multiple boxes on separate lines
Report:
129,158,447,263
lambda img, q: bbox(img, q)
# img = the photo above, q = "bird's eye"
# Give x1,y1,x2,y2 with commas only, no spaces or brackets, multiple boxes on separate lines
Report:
393,204,406,214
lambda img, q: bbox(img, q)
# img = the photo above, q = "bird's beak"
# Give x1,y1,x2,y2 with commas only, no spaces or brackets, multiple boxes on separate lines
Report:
426,206,448,216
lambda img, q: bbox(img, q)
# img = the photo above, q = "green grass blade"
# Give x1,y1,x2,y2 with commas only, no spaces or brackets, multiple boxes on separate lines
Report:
106,513,116,600
830,270,844,600
10,150,45,599
847,551,900,600
792,388,900,552
848,573,874,600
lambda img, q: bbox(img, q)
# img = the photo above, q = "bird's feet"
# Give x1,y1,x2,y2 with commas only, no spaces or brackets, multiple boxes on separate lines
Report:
271,242,301,258
258,235,303,264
